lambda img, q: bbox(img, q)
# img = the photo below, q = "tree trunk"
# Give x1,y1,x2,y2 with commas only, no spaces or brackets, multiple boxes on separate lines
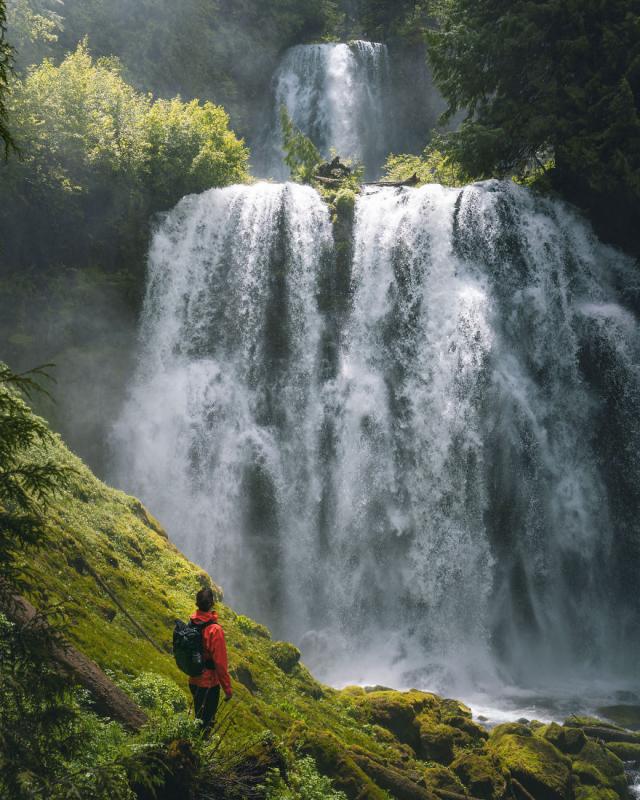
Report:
1,589,148,731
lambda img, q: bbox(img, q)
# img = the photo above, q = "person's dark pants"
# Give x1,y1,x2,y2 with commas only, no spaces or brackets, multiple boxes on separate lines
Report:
189,684,220,732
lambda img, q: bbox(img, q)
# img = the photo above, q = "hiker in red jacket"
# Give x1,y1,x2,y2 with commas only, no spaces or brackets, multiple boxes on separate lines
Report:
189,587,232,733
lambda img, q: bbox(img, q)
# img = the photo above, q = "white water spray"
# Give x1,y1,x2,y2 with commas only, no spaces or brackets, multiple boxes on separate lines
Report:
113,180,640,697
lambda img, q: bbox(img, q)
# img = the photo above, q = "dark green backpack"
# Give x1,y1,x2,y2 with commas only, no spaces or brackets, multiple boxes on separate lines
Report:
173,619,216,677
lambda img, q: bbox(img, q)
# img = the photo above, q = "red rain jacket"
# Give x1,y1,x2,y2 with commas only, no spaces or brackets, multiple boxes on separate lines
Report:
188,610,232,696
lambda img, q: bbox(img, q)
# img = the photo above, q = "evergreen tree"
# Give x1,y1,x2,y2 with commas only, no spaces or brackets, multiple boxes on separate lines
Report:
428,0,640,255
0,0,14,155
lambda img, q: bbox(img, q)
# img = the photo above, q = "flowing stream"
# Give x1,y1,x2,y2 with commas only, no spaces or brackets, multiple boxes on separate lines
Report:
113,179,640,699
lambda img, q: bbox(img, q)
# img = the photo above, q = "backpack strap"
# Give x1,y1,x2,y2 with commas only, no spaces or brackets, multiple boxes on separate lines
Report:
191,619,218,670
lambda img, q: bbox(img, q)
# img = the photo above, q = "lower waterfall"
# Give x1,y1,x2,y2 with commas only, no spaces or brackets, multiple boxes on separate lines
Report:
112,180,640,697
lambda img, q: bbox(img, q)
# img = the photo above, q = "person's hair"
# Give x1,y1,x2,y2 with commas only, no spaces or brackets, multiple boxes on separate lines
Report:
196,587,215,612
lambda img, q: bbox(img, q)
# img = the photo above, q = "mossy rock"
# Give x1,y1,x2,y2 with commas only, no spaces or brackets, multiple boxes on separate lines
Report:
288,723,389,800
332,187,357,219
450,751,508,800
605,741,640,762
356,690,435,752
440,698,473,719
489,727,572,800
424,764,468,796
572,740,628,797
416,715,461,765
270,641,301,673
342,685,366,697
444,714,489,742
536,722,587,755
491,722,533,738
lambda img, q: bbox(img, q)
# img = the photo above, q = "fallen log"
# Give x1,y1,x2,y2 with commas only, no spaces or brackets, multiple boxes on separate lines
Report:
363,173,420,188
1,589,148,731
313,175,346,186
349,746,433,800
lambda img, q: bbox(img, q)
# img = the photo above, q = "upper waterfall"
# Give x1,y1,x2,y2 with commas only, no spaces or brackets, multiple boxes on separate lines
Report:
260,41,393,180
112,179,640,696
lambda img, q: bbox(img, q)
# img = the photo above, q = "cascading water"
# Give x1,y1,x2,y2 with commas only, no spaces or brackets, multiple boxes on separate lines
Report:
262,41,393,180
113,180,640,699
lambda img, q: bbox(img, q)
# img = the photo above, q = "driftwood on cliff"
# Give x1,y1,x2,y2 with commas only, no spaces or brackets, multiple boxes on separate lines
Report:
1,589,148,731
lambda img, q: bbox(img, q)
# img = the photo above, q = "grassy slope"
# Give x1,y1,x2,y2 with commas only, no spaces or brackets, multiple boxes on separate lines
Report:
22,429,637,800
24,432,403,767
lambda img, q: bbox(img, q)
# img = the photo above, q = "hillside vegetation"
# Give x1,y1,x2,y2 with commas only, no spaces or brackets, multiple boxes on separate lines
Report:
2,374,639,799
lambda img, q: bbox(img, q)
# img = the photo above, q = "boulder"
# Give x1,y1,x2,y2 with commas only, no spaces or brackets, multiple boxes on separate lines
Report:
489,725,572,800
604,741,640,762
357,690,439,752
450,751,509,800
571,740,628,798
537,722,587,755
423,764,468,796
270,641,301,673
417,715,460,764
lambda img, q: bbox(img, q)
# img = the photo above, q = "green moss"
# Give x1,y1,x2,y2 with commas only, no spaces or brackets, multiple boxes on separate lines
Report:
289,724,390,800
605,741,640,762
14,418,629,800
536,722,587,755
424,764,468,796
572,741,627,797
352,690,439,753
237,614,272,639
270,641,301,674
332,188,357,221
450,751,508,800
416,716,460,764
491,722,533,738
489,728,571,800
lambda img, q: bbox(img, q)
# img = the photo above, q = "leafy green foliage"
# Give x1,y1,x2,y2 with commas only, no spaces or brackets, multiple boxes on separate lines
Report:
6,0,63,68
0,0,14,155
11,0,340,132
427,0,640,254
280,105,321,184
0,41,248,274
265,755,348,800
383,136,472,187
355,0,431,41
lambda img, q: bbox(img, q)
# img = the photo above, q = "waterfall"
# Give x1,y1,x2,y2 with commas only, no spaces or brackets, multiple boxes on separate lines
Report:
113,180,640,695
263,41,393,180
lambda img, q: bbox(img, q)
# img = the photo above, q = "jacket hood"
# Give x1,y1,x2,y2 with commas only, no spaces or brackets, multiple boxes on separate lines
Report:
190,610,219,623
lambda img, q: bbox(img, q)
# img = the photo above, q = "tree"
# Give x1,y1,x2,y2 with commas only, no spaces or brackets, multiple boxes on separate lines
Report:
0,363,71,592
0,41,249,269
280,104,321,184
0,0,15,156
427,0,640,255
